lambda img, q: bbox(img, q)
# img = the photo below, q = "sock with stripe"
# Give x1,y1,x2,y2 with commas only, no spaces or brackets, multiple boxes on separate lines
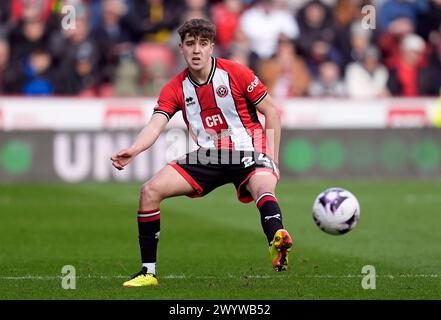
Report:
141,263,156,275
137,209,160,275
256,193,284,245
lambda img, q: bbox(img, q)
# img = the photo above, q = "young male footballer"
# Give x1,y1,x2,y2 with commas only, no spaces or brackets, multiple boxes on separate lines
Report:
111,19,293,287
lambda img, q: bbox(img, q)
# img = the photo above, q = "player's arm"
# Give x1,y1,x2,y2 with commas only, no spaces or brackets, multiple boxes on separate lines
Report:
111,113,169,170
255,94,281,165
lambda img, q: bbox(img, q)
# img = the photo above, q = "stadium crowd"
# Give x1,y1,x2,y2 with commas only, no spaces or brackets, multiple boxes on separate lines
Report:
0,0,440,99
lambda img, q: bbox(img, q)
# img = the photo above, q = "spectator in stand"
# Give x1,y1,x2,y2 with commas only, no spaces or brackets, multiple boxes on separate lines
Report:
378,16,415,68
0,38,18,94
345,45,390,98
18,47,57,95
8,15,50,63
183,0,210,21
0,38,9,90
167,0,209,73
2,0,440,98
210,0,244,57
239,0,299,71
378,0,429,32
0,1,10,24
417,0,441,40
10,0,55,24
56,6,103,95
113,43,175,97
334,0,377,66
0,2,12,38
134,43,175,96
333,0,373,29
295,0,336,59
86,0,105,31
128,0,182,43
113,53,140,97
309,60,347,97
295,0,345,77
287,0,337,14
93,0,135,88
226,28,251,66
419,25,441,95
304,38,344,78
344,21,374,65
93,0,135,43
259,35,311,99
12,0,61,42
387,33,431,96
58,41,101,96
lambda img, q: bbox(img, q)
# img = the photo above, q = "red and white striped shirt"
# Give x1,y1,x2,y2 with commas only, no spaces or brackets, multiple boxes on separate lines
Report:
153,57,269,154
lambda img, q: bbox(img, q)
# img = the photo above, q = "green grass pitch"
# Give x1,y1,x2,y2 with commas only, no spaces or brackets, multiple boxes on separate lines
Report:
0,180,440,299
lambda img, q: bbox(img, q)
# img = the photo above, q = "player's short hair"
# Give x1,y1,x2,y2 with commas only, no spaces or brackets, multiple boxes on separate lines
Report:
177,19,216,43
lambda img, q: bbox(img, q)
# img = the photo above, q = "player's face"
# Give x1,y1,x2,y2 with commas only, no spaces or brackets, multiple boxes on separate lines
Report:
180,35,214,73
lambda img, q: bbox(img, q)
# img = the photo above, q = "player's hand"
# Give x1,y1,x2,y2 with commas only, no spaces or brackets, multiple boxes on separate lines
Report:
111,148,137,170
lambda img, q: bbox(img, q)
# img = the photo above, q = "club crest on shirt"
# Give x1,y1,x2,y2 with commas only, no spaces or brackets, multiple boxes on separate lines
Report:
215,85,229,98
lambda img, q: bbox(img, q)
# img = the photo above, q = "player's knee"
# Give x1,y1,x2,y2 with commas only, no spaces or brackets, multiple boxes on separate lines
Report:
255,187,275,200
140,181,163,203
247,174,277,199
247,181,275,200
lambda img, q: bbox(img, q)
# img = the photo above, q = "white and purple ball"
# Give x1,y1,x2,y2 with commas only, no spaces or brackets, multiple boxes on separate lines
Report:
312,188,360,235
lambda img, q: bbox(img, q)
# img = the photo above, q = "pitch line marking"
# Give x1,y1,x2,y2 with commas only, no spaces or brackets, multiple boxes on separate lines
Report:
0,274,439,280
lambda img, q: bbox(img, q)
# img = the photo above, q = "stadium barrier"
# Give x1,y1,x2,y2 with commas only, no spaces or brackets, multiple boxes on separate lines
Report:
0,97,440,181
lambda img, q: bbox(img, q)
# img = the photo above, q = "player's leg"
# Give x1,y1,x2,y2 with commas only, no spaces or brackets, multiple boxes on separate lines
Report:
246,171,293,272
139,164,196,210
123,165,195,287
246,171,282,244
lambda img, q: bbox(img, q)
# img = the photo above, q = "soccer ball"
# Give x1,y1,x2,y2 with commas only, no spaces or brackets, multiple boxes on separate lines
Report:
312,187,360,235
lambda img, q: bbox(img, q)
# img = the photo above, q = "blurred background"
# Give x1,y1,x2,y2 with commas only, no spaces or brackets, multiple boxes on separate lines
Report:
0,0,440,98
0,0,440,181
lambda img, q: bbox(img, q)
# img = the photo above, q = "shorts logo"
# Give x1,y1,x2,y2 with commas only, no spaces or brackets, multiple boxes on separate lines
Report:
216,85,229,98
247,76,260,92
241,156,255,168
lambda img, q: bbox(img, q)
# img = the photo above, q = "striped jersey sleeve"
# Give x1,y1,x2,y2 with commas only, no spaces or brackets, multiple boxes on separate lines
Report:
230,62,268,105
153,78,183,120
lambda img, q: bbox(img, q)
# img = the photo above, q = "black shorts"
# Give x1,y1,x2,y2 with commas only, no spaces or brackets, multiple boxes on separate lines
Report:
168,148,279,203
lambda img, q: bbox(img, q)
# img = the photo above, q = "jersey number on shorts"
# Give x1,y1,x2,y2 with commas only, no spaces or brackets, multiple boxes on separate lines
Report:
242,154,274,170
241,156,255,168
